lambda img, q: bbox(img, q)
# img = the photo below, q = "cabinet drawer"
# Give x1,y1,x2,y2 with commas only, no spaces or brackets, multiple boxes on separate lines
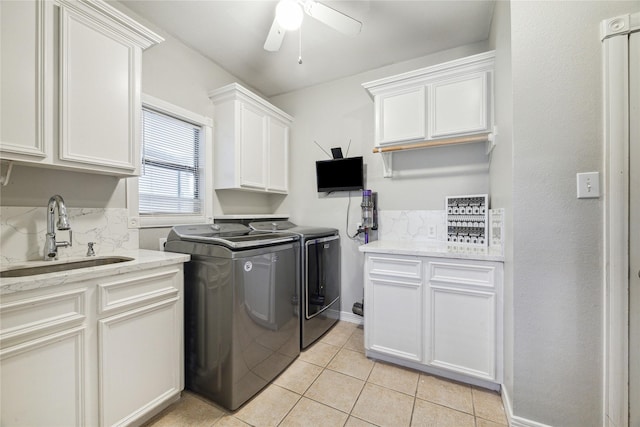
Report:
0,288,86,345
98,268,180,315
428,261,495,289
368,255,422,280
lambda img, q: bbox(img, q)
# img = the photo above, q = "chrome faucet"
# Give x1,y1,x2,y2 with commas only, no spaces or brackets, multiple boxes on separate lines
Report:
45,195,72,260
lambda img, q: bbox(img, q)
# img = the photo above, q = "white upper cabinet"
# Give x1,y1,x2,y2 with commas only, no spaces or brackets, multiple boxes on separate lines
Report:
376,86,426,145
0,0,163,177
209,83,293,194
239,102,268,189
267,118,289,192
0,0,47,160
363,51,495,147
430,72,488,139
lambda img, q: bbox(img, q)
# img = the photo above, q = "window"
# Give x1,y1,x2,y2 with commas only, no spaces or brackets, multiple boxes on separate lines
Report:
139,108,202,215
127,94,213,228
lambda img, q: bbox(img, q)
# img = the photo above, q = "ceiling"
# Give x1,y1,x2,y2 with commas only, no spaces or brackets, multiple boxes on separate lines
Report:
117,0,496,97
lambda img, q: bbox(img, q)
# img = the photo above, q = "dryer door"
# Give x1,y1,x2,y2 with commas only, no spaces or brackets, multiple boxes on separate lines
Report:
305,235,340,319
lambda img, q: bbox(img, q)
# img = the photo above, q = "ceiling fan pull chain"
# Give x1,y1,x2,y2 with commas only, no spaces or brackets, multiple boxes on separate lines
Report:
298,26,303,64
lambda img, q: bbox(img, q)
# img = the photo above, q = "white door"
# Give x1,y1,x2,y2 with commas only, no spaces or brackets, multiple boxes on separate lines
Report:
98,298,181,426
629,29,639,427
239,103,266,189
604,17,640,426
59,5,138,173
376,86,426,145
0,0,47,160
427,285,496,380
430,72,489,139
1,328,86,426
367,278,423,362
267,119,289,193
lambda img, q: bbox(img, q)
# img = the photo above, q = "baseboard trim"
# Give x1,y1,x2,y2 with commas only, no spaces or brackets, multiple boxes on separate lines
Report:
339,310,364,325
502,386,553,427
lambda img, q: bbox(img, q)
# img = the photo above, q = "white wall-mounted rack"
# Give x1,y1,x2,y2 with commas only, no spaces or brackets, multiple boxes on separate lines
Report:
372,132,495,178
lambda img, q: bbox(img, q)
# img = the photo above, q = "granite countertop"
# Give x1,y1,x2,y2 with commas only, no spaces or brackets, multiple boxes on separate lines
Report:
0,249,190,295
359,240,505,262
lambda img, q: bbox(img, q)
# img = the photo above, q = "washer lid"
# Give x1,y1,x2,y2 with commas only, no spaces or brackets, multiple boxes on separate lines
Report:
167,223,298,249
249,220,297,231
249,221,338,239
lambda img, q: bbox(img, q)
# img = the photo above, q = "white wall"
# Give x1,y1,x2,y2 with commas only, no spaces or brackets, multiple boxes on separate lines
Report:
270,41,491,320
0,165,124,208
506,1,638,425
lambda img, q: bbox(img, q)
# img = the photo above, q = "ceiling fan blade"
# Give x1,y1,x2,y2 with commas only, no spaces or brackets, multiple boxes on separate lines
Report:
304,1,362,36
264,18,286,52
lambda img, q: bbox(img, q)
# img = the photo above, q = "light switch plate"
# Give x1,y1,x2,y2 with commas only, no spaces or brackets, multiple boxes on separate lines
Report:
577,172,600,199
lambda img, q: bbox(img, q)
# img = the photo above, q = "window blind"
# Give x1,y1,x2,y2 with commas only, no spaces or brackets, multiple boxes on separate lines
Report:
139,108,202,215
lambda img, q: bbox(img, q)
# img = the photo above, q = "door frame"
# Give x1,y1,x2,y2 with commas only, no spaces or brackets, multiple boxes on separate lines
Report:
602,12,639,427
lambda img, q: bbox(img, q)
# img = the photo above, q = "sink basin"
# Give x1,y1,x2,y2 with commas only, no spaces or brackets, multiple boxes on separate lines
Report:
0,256,134,278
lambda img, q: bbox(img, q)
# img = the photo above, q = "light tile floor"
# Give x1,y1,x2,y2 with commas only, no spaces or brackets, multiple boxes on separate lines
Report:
145,321,508,427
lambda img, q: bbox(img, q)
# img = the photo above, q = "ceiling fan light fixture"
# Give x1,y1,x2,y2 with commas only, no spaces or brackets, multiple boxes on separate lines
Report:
276,0,303,31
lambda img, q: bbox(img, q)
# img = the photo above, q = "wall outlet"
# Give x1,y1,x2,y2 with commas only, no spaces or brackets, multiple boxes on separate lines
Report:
159,238,167,251
427,225,437,239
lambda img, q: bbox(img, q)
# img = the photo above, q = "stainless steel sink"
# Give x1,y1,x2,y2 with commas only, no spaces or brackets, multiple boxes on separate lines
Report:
0,256,134,278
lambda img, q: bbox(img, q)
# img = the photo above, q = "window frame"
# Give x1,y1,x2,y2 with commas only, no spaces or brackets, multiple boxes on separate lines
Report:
127,94,213,229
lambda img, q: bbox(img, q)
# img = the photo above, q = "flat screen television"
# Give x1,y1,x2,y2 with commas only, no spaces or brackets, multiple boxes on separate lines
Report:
315,156,364,192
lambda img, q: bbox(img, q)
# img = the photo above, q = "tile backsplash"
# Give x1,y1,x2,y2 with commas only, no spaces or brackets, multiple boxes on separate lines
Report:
1,207,138,263
377,210,446,242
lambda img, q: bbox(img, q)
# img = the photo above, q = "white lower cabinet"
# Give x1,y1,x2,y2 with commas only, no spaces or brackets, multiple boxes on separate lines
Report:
0,288,88,426
368,277,423,362
364,253,503,387
2,327,87,425
426,261,500,381
97,268,183,426
365,254,423,361
0,264,184,427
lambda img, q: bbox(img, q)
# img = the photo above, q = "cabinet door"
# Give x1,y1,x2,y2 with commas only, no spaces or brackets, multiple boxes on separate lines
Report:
376,86,426,145
430,72,489,139
239,103,267,189
427,285,495,380
366,278,422,362
267,119,289,193
0,0,48,161
98,297,181,426
58,5,139,174
425,260,498,381
1,328,87,426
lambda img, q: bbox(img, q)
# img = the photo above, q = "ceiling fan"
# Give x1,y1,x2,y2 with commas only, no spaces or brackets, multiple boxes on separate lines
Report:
264,0,362,52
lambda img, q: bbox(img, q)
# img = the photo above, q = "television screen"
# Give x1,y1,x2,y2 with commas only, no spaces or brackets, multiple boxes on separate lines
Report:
315,156,364,192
